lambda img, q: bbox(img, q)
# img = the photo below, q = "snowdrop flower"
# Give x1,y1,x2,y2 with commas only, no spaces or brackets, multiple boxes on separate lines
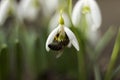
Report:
0,0,15,25
44,0,58,14
72,0,102,31
48,11,71,33
17,0,40,21
40,0,58,16
46,11,79,53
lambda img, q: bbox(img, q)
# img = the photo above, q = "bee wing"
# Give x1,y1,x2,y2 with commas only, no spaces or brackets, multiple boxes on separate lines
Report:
67,42,72,48
56,51,63,58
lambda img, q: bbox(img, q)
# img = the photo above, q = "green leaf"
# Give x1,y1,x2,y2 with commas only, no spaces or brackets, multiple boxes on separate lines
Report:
104,28,120,80
95,27,115,59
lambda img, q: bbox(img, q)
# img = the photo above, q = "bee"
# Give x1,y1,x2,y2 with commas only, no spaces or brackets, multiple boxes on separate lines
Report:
48,41,63,51
48,33,69,51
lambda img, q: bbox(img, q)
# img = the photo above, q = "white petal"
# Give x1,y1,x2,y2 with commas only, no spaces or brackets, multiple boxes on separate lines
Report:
86,13,93,30
64,27,79,51
88,0,102,31
48,12,59,33
72,0,84,27
0,0,10,25
46,26,60,51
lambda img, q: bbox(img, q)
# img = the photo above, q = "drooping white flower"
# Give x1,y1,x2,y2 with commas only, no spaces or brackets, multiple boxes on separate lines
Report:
46,12,79,52
72,0,102,31
48,11,71,33
45,0,58,14
46,24,80,52
17,0,40,21
0,0,18,26
0,0,13,25
39,0,58,16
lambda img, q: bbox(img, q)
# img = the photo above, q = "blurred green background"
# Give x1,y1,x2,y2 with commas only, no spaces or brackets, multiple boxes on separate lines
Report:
0,0,120,80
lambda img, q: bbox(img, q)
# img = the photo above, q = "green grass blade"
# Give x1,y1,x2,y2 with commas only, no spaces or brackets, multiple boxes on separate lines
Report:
104,28,120,80
95,27,115,59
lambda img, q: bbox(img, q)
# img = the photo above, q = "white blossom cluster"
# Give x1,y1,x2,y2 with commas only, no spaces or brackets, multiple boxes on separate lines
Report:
0,0,58,25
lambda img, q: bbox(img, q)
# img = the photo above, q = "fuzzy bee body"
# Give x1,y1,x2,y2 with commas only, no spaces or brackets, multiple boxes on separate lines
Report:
48,41,63,51
48,33,69,51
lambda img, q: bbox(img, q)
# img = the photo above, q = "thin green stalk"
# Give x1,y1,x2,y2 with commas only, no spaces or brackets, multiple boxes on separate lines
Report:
77,47,87,80
14,41,23,80
39,31,48,71
71,26,87,80
86,45,101,80
68,1,87,79
73,27,87,80
68,0,72,16
95,27,115,59
71,13,88,80
94,64,101,80
0,45,9,80
24,31,37,80
104,28,120,80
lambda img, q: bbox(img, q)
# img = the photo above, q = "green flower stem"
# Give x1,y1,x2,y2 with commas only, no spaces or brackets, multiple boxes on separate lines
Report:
71,12,88,80
39,31,48,72
24,31,37,80
67,1,89,79
86,44,101,80
104,28,120,80
72,26,87,80
68,0,72,16
77,46,87,80
94,64,101,80
14,41,23,80
0,45,9,80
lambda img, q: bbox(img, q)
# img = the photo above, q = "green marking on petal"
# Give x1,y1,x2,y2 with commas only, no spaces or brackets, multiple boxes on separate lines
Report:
82,6,90,14
58,10,64,25
59,16,64,25
32,0,40,8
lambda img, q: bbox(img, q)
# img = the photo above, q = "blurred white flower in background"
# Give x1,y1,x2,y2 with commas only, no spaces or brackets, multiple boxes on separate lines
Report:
0,0,16,25
72,0,102,31
72,0,102,45
44,0,58,14
40,0,58,16
48,11,71,33
17,0,40,21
